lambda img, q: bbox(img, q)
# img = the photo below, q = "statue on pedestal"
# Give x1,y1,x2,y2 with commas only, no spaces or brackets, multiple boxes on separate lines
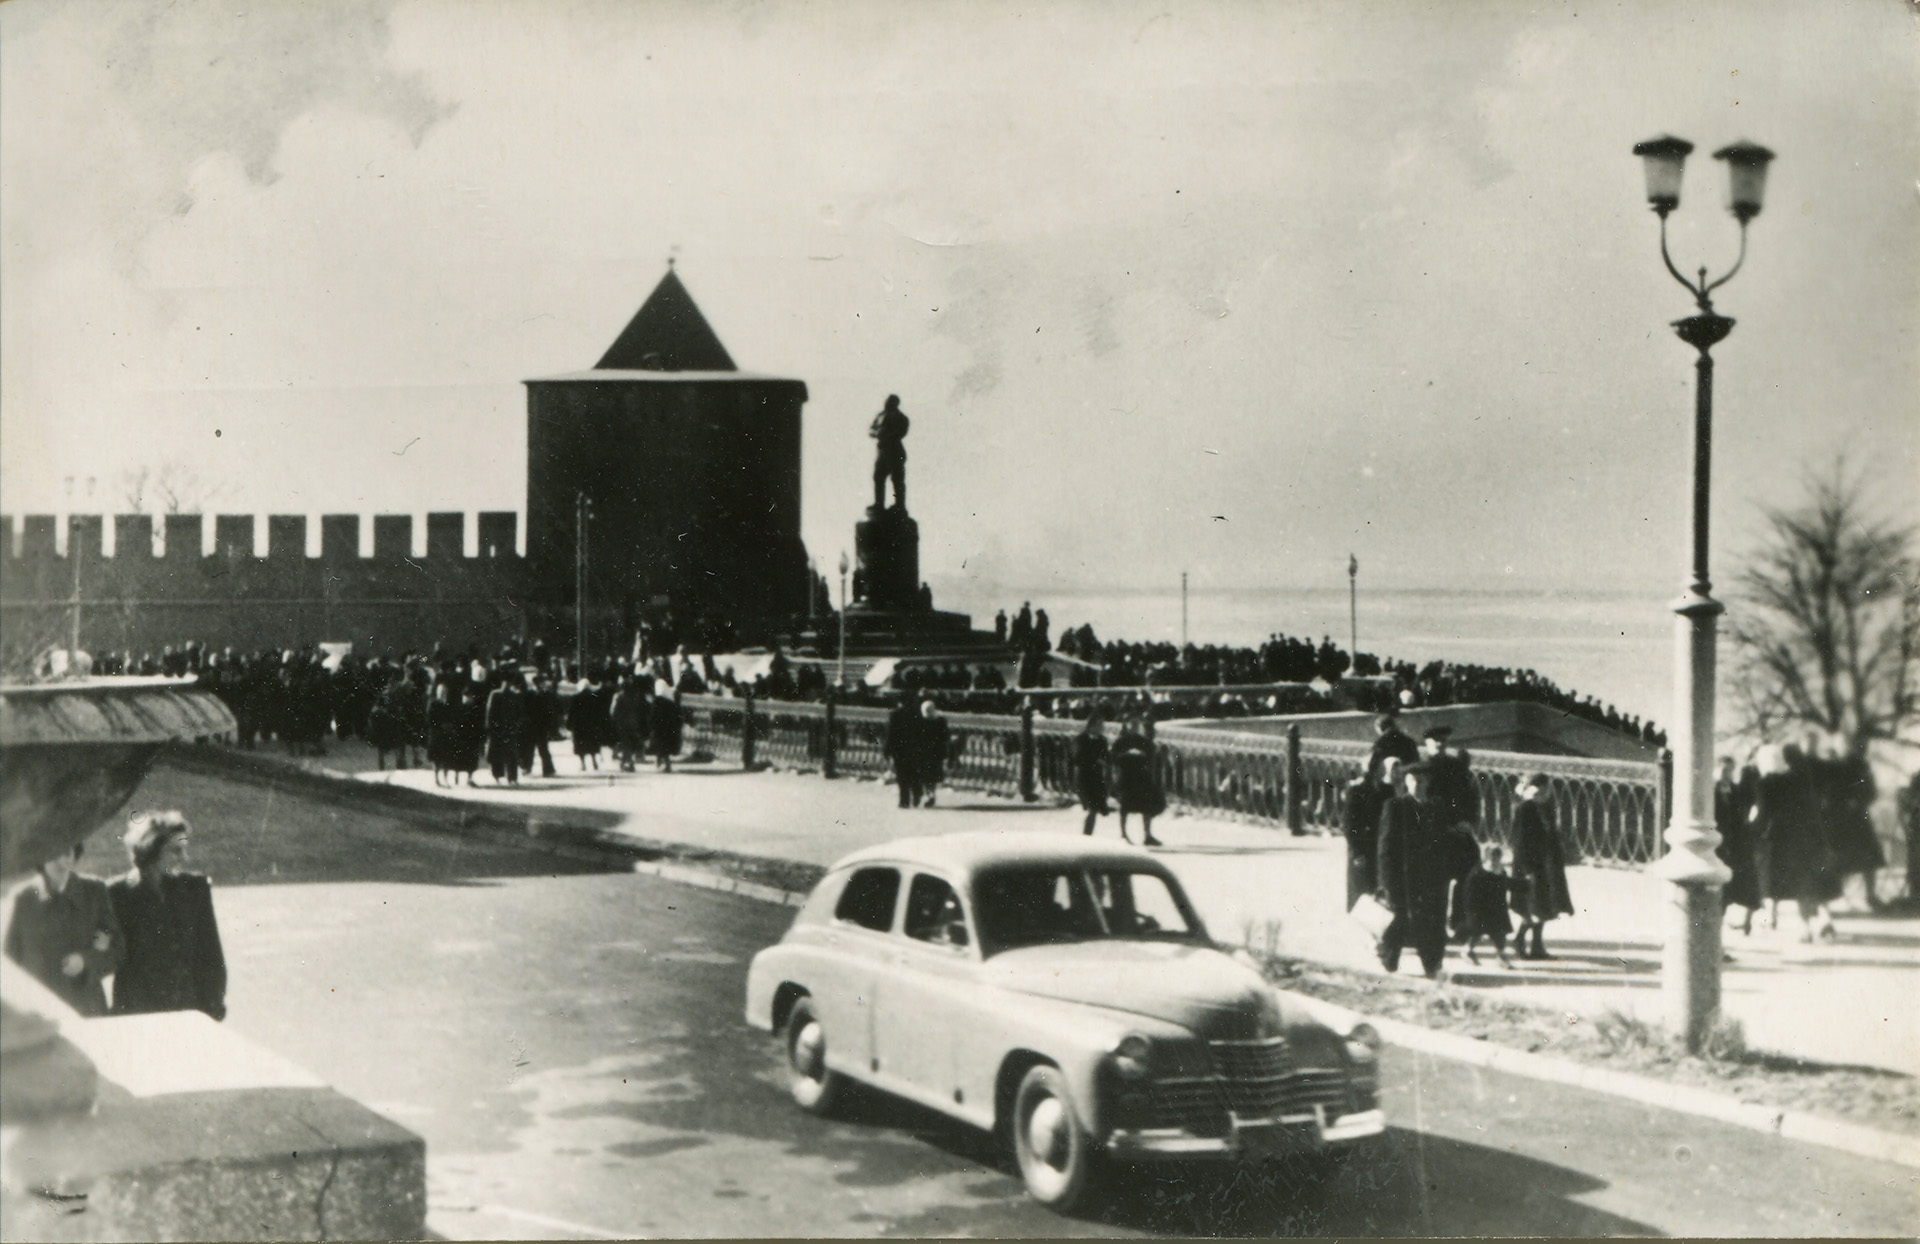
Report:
870,394,909,511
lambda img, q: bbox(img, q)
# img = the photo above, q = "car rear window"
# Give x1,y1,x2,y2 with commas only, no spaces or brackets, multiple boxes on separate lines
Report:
834,867,900,932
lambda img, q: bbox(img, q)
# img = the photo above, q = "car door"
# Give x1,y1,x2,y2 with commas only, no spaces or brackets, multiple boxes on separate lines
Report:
871,871,977,1111
815,865,903,1079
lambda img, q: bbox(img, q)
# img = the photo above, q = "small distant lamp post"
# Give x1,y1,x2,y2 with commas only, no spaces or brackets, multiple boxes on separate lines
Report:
837,551,850,690
574,492,593,674
1632,133,1774,1051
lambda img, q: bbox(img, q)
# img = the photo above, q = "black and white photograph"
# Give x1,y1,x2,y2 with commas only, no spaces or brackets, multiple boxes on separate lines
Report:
1,0,1915,1237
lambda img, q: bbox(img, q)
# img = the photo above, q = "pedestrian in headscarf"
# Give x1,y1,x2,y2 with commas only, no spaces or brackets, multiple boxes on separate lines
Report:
1110,717,1165,847
1508,772,1573,960
108,812,226,1021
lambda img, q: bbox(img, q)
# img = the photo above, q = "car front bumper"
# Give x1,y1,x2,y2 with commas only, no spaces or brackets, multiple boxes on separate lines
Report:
1105,1107,1385,1160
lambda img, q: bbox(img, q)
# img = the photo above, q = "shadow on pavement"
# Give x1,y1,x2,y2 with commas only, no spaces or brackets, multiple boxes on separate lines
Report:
561,1017,1659,1238
85,747,634,888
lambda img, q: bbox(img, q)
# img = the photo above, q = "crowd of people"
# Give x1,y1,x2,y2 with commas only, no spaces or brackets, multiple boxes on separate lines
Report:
1715,736,1890,941
991,603,1668,744
1337,714,1576,978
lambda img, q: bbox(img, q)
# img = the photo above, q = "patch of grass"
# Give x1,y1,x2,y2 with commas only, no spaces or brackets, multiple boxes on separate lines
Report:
1243,943,1920,1139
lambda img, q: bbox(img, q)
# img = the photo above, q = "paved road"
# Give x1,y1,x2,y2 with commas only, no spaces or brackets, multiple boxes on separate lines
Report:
95,753,1920,1237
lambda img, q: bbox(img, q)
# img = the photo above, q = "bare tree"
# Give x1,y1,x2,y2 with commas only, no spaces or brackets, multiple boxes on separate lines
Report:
1725,463,1919,754
118,463,231,515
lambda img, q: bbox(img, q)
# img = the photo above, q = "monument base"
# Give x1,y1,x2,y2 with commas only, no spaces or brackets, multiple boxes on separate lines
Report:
853,506,920,612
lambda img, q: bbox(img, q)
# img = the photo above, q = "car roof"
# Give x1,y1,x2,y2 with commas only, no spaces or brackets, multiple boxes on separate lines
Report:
828,831,1172,882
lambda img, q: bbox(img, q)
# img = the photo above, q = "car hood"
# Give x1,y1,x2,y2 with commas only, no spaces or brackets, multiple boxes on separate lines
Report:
982,940,1291,1039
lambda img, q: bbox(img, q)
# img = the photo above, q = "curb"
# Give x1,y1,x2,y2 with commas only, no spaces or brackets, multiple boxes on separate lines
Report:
630,859,808,908
1277,989,1920,1172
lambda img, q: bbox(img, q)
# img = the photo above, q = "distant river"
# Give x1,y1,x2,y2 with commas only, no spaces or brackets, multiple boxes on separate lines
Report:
931,583,1678,729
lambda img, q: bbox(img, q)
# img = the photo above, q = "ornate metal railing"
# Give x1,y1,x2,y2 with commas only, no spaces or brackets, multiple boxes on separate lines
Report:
675,694,1666,865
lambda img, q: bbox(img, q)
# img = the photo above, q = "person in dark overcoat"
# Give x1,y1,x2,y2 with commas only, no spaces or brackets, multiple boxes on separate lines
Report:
108,812,226,1021
1074,712,1111,834
567,674,605,771
1419,727,1480,832
1751,743,1839,941
1365,713,1420,784
885,695,924,807
1375,763,1455,978
455,684,486,783
485,673,526,786
1817,739,1883,909
523,673,560,779
1342,756,1402,911
1508,772,1573,960
1715,754,1762,931
5,842,123,1016
427,681,459,786
917,700,950,807
366,672,413,771
609,675,645,772
1109,718,1165,847
648,679,681,772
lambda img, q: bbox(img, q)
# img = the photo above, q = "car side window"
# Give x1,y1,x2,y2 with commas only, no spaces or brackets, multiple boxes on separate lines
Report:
834,867,900,932
903,873,969,949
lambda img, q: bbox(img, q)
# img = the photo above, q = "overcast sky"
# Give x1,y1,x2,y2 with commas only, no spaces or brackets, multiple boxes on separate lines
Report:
4,0,1914,607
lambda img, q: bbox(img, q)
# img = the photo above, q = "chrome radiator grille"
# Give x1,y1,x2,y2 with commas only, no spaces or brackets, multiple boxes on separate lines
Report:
1121,1038,1357,1134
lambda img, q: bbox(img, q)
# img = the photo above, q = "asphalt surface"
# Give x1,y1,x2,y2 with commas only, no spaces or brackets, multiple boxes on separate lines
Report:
88,751,1920,1238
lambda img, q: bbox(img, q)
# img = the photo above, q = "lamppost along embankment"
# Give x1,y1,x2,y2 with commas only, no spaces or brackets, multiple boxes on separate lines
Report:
1631,132,1775,1051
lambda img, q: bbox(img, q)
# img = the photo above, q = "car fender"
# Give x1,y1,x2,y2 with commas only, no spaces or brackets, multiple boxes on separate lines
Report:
952,991,1192,1139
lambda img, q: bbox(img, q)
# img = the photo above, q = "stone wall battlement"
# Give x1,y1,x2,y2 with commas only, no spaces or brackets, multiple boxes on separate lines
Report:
0,511,523,564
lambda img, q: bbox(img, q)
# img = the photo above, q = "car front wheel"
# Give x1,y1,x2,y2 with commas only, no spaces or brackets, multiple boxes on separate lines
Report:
1011,1064,1100,1212
784,998,842,1116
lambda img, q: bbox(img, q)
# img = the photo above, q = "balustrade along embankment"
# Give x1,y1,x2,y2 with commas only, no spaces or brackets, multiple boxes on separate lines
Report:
678,693,1669,867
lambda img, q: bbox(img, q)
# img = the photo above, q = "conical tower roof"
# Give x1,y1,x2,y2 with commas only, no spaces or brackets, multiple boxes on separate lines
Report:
595,266,737,371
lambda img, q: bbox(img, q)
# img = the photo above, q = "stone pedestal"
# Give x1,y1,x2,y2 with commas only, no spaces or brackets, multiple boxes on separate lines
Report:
854,506,920,612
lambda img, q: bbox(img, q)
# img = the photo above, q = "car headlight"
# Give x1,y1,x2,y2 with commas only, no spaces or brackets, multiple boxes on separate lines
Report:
1111,1032,1154,1080
1344,1021,1382,1064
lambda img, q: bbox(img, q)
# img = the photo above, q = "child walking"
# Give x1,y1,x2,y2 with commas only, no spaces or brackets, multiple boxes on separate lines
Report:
1454,842,1515,967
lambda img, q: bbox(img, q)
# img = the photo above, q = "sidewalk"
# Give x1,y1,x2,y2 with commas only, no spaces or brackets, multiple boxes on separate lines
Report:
287,742,1918,1077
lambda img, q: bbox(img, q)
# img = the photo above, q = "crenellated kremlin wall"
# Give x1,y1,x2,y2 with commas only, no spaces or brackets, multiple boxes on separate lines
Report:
0,511,528,660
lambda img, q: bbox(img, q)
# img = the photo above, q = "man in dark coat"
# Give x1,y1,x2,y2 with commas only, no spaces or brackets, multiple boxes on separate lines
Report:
524,674,560,778
5,842,123,1016
485,673,526,786
108,812,226,1021
1375,762,1455,978
1364,713,1420,784
1074,713,1111,834
1420,727,1480,833
1342,757,1402,911
1109,719,1165,847
886,695,924,807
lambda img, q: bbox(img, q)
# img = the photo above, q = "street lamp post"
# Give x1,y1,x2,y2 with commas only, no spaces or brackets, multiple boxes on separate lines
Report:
574,492,593,674
837,551,850,690
1632,133,1774,1051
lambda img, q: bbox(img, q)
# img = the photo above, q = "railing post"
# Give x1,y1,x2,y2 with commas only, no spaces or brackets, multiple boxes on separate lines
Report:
1285,724,1304,835
823,690,838,780
741,687,757,772
1654,747,1674,861
1018,701,1037,802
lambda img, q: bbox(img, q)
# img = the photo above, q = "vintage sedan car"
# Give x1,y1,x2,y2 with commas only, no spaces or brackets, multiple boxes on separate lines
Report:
744,831,1384,1211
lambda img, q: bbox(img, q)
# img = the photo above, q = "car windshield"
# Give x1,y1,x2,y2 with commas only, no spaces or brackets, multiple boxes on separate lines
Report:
972,866,1201,955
